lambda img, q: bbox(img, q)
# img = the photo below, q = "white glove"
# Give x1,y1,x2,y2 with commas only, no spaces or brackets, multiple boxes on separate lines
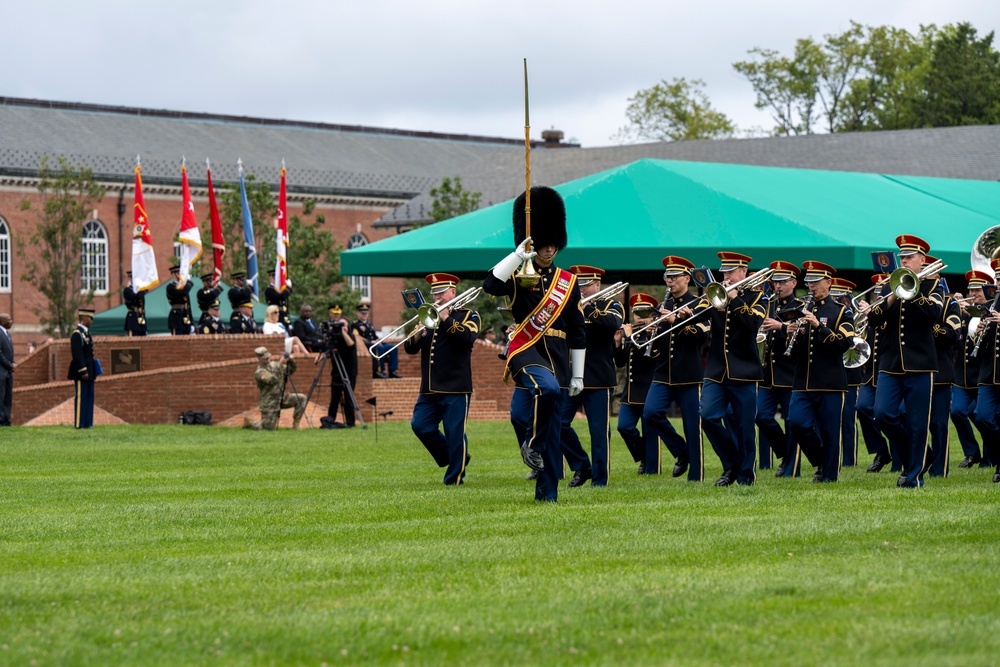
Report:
285,278,292,288
491,237,537,280
569,348,586,396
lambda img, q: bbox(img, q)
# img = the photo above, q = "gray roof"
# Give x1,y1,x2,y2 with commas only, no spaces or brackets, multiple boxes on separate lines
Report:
382,125,1000,225
0,97,524,198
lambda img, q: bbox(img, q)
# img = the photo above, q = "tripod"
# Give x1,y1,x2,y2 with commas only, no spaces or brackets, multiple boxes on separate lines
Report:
305,348,366,429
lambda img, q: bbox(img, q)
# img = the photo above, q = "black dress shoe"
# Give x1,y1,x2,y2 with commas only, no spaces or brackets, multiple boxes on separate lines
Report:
372,371,388,379
812,466,824,483
672,456,689,478
958,454,982,468
465,453,471,467
389,370,402,378
774,460,787,477
636,462,645,475
568,468,593,488
993,466,1000,484
897,473,907,487
525,469,538,481
520,441,544,472
714,469,735,487
867,454,889,473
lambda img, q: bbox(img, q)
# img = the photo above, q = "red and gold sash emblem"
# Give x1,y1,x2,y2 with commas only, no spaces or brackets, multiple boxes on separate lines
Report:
504,269,576,382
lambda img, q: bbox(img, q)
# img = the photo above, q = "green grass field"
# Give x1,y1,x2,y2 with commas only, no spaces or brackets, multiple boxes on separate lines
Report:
2,421,999,666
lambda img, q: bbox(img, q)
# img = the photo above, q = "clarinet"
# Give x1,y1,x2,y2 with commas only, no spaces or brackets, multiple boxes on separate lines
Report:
783,295,815,357
970,291,1000,358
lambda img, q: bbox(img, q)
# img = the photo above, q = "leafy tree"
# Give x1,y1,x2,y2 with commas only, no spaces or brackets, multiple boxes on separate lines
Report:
428,177,482,224
614,77,735,142
17,156,105,337
733,40,825,135
920,22,1000,127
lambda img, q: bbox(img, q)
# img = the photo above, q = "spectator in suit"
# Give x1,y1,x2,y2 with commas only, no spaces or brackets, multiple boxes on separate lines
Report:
291,303,323,352
0,312,14,426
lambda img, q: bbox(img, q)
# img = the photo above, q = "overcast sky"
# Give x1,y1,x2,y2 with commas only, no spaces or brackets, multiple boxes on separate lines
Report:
4,1,998,147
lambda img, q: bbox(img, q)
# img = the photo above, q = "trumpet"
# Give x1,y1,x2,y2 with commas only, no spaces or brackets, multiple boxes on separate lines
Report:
368,287,482,360
581,281,628,305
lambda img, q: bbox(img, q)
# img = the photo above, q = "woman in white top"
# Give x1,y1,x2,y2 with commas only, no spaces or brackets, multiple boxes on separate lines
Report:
263,305,310,357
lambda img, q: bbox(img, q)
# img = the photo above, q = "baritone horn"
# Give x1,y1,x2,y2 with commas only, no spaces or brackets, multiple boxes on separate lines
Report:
369,287,483,360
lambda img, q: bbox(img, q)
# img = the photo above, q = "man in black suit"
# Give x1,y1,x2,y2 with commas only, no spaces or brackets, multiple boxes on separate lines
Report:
291,303,323,352
0,312,14,426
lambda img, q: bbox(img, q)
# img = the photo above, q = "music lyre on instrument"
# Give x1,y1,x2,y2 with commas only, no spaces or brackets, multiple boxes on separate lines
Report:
514,59,539,288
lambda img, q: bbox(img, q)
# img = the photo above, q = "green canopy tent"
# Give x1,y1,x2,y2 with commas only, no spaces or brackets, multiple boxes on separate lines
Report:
341,159,1000,284
91,282,270,335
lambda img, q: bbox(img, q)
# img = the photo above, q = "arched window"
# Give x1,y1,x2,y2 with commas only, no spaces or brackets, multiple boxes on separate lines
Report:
346,233,370,300
0,218,10,293
81,220,108,293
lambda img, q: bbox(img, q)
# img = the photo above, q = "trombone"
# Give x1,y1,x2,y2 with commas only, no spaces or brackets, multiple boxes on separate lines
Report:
853,259,947,336
581,281,628,305
368,287,483,360
632,269,775,349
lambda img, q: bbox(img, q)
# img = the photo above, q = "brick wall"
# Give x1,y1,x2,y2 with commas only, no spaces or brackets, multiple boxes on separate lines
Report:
11,335,513,426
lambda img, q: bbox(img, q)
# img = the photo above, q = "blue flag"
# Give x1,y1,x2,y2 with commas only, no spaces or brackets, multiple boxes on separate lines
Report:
239,168,259,301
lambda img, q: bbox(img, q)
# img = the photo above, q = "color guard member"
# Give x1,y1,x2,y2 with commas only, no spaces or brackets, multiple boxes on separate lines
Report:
265,270,293,329
615,293,659,474
166,265,194,335
560,265,624,487
196,272,223,332
482,186,586,502
642,256,708,480
867,235,943,488
698,252,766,486
404,273,480,485
785,262,854,482
122,271,147,336
952,270,991,468
228,272,252,330
757,260,799,474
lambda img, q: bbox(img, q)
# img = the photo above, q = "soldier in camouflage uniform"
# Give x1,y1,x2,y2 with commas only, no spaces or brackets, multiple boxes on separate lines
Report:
245,347,307,430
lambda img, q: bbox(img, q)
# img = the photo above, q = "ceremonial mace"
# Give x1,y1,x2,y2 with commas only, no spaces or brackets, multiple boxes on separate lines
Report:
514,58,540,287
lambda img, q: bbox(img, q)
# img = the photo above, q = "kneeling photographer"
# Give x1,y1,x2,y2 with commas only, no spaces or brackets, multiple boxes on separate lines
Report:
320,304,358,428
245,347,307,431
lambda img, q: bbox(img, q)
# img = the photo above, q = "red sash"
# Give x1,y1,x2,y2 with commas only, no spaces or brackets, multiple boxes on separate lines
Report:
504,268,576,381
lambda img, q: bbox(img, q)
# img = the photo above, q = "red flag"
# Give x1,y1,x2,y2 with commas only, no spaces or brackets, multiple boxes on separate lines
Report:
206,162,225,283
178,164,203,282
131,163,159,291
275,165,289,291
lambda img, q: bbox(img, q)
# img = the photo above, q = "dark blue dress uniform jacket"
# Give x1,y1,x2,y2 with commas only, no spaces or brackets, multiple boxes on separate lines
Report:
932,294,961,385
614,336,656,404
483,261,586,387
699,290,766,383
67,325,95,380
122,286,147,335
976,317,1000,386
760,294,797,389
868,279,944,374
787,296,854,391
956,312,984,388
581,298,624,389
197,285,223,312
228,284,253,324
403,309,480,394
166,280,194,331
650,291,709,385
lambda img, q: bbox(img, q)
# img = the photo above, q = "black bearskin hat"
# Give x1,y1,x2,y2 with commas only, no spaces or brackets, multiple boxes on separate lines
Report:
513,186,567,251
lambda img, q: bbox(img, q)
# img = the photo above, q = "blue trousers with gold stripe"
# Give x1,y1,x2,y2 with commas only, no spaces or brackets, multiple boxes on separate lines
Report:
510,367,564,501
927,384,951,477
616,402,651,466
561,388,613,486
701,379,757,485
973,384,1000,467
411,393,470,485
874,371,932,488
755,386,791,469
788,391,844,482
643,382,703,480
73,379,94,429
841,386,858,466
951,385,982,460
